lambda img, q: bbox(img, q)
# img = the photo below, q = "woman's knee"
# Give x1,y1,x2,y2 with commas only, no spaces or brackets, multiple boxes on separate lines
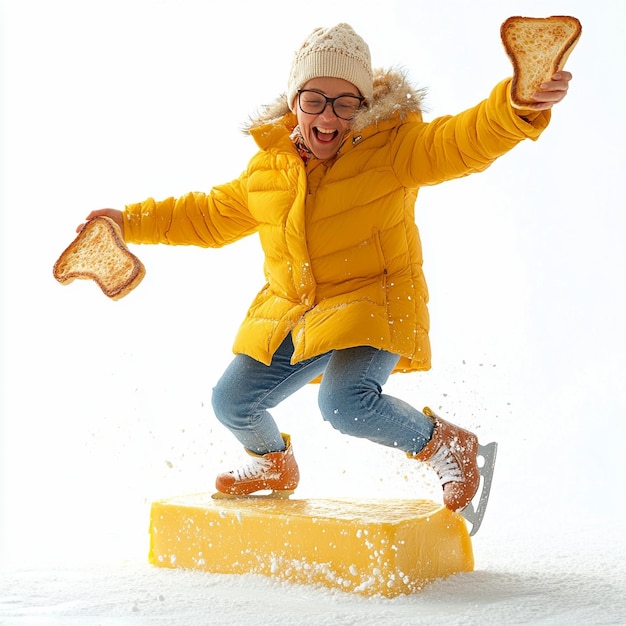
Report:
211,376,249,429
318,382,365,435
318,347,400,434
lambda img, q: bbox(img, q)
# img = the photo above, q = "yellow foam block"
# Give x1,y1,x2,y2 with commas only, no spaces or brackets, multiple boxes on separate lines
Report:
149,495,473,597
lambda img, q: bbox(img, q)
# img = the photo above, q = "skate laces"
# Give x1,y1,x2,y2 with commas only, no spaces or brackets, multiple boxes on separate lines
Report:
230,456,272,482
429,445,464,485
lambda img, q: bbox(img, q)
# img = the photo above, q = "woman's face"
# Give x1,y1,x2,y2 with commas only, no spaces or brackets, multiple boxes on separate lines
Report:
295,77,361,160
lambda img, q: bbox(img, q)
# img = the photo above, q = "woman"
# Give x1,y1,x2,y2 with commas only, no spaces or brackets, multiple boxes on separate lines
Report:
82,24,572,531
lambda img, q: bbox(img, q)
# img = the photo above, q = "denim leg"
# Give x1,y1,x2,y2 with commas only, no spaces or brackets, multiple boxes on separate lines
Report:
318,347,434,456
212,335,331,454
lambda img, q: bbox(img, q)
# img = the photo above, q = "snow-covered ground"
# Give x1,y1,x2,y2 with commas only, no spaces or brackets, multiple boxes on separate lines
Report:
1,1,625,624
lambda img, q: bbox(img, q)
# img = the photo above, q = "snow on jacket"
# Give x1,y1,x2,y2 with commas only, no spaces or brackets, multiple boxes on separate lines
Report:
123,68,550,373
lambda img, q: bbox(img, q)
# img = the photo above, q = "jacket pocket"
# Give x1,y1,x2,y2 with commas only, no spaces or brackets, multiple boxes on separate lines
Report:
372,228,388,287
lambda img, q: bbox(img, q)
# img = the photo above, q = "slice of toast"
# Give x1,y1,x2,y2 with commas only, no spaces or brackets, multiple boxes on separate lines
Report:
501,16,582,109
53,216,145,300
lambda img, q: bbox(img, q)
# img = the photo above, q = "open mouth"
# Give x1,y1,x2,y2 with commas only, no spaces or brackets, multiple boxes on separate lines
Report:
314,127,339,143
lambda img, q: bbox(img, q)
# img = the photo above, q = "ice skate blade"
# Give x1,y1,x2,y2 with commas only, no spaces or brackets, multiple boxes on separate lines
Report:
460,441,497,536
211,489,295,501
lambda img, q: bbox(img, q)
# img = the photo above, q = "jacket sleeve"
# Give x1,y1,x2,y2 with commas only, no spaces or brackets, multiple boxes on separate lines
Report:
392,78,551,187
122,171,259,247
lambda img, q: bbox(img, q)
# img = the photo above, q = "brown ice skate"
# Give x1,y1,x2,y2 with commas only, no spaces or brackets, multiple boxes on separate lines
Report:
213,434,299,498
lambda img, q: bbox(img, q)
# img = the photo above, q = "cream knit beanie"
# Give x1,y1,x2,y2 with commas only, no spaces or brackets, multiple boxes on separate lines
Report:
287,23,373,111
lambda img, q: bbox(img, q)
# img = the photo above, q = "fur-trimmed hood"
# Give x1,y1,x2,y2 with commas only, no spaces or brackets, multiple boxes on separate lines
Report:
244,67,426,134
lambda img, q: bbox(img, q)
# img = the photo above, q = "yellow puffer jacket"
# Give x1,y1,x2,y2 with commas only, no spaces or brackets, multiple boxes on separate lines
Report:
123,69,550,373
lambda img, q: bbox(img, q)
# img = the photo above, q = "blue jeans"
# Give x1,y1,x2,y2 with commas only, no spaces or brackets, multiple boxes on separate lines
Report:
211,335,434,456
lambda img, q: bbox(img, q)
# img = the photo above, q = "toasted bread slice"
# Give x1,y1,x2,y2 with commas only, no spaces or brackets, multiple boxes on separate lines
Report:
501,16,581,109
53,216,145,300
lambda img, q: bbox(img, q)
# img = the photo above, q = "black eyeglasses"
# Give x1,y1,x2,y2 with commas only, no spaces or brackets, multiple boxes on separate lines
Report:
297,89,365,120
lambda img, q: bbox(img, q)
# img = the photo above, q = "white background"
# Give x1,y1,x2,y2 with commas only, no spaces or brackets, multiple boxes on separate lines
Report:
1,0,625,624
